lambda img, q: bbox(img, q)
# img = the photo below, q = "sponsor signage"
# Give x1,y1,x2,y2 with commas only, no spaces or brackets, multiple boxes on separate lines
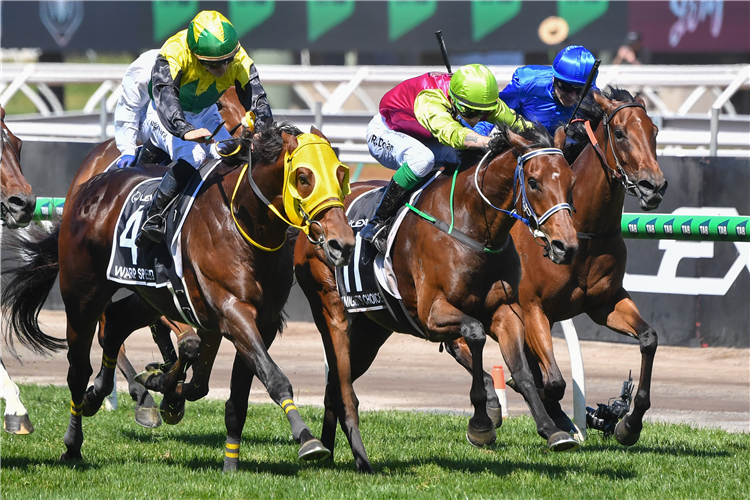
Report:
2,1,629,53
629,1,750,52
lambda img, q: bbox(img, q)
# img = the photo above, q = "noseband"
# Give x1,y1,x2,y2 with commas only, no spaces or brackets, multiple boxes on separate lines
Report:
578,102,646,197
475,147,572,239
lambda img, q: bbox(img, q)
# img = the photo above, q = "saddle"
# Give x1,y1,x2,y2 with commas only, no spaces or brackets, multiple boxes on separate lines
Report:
106,158,224,328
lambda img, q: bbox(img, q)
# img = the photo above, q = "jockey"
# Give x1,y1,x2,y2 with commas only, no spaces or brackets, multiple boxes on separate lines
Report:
113,49,162,169
474,45,598,137
360,64,531,253
136,10,272,246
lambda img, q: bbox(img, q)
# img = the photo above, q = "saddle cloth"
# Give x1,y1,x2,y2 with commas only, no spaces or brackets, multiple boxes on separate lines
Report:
105,158,223,328
335,171,443,337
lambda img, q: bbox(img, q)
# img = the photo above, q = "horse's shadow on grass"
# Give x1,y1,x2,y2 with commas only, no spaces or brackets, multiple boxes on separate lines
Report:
120,428,292,448
1,456,101,472
583,442,731,458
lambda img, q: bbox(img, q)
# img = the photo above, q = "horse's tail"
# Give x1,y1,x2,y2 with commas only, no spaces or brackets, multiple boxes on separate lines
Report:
1,222,66,357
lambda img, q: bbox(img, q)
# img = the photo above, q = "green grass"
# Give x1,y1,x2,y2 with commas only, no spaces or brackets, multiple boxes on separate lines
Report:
2,385,748,499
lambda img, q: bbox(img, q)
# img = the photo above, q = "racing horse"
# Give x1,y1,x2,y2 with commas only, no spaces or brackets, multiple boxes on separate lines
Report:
295,124,579,473
0,106,36,435
1,122,355,464
447,88,667,446
62,88,248,428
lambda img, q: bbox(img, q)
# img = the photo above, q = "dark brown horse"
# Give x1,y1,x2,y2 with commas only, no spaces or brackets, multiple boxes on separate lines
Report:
62,89,248,428
2,123,355,466
0,107,36,435
448,88,667,446
295,124,579,473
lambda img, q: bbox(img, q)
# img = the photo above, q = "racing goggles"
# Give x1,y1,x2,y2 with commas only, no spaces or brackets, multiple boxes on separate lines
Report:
554,78,585,96
201,56,235,70
459,107,489,119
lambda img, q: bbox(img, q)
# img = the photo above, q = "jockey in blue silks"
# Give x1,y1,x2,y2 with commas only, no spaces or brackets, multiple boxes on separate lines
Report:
473,45,598,137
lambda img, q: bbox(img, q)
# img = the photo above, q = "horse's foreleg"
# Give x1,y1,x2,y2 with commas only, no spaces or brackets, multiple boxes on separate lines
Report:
589,289,657,446
84,294,160,418
426,298,493,447
223,352,254,473
492,304,578,451
1,358,33,435
444,339,502,428
224,304,330,463
115,344,161,428
522,306,577,434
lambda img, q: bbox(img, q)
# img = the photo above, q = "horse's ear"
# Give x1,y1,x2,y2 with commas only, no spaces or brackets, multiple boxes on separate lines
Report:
310,126,330,144
1,106,5,121
592,90,616,114
505,127,532,151
553,126,567,150
634,95,646,107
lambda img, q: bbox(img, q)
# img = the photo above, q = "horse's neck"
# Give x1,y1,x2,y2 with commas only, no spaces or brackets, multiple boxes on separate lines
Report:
572,125,627,233
452,156,517,247
232,162,289,247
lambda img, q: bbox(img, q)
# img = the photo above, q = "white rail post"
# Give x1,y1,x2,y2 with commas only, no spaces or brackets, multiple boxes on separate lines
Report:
99,95,107,141
561,319,586,441
709,107,719,156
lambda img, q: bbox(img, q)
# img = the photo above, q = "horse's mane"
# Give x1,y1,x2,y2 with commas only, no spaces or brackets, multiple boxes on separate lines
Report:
492,122,554,156
564,86,636,162
250,121,303,166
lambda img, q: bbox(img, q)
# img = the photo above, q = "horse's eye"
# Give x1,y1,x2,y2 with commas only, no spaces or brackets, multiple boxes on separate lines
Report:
299,174,310,186
614,129,624,139
528,178,538,190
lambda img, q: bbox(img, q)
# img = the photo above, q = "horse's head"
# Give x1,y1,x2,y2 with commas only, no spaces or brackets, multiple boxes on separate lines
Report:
572,88,667,211
0,107,35,228
254,122,354,267
492,124,578,264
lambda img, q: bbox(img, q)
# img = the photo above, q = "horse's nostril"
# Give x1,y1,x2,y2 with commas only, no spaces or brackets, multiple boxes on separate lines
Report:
550,240,565,254
637,179,655,193
8,195,34,211
327,239,342,254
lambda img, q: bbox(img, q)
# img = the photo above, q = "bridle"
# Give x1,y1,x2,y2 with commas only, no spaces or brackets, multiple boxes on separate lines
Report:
0,119,23,223
575,102,646,197
475,147,572,240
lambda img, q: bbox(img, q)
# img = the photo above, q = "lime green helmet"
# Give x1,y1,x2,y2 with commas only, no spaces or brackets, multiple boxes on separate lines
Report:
449,64,499,114
187,11,240,61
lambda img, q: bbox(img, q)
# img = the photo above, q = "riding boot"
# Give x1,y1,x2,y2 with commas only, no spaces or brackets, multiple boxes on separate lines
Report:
359,179,410,254
135,159,194,247
137,140,170,166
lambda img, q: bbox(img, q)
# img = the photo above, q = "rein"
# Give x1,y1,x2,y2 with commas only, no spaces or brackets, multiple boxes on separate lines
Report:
404,146,570,254
575,102,645,197
231,163,287,252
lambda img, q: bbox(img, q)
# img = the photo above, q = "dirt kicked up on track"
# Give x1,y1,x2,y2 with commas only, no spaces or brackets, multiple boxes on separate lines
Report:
3,310,748,434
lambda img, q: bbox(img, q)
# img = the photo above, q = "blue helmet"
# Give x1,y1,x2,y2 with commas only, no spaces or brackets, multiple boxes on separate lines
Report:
552,45,596,86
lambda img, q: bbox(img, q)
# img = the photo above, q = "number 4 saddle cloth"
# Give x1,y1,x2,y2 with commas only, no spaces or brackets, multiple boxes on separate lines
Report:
105,158,223,329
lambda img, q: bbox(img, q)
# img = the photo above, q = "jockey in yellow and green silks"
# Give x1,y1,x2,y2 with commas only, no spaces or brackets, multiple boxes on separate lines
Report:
137,10,272,247
360,64,531,253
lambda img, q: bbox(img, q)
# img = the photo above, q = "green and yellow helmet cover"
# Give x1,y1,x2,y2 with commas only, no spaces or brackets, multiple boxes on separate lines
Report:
187,11,240,61
449,64,499,113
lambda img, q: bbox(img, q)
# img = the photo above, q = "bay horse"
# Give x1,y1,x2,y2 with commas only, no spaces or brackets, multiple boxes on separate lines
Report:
0,107,36,435
447,88,667,446
2,122,355,465
295,124,579,473
62,88,248,428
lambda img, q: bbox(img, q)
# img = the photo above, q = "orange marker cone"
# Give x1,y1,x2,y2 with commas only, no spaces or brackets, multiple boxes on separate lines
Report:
491,365,509,419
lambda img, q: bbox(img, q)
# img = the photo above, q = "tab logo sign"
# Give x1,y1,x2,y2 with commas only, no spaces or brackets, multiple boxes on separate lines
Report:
229,0,276,38
624,207,750,296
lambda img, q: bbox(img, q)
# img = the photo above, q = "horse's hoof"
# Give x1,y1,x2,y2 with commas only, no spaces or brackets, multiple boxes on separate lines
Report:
59,450,83,461
486,406,503,429
135,406,162,428
547,431,580,452
615,418,641,446
223,457,239,473
135,370,163,390
160,398,185,425
4,414,34,435
466,423,497,448
298,438,331,462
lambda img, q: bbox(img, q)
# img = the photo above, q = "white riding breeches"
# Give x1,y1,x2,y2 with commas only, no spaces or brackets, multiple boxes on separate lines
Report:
142,102,231,169
366,113,460,178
